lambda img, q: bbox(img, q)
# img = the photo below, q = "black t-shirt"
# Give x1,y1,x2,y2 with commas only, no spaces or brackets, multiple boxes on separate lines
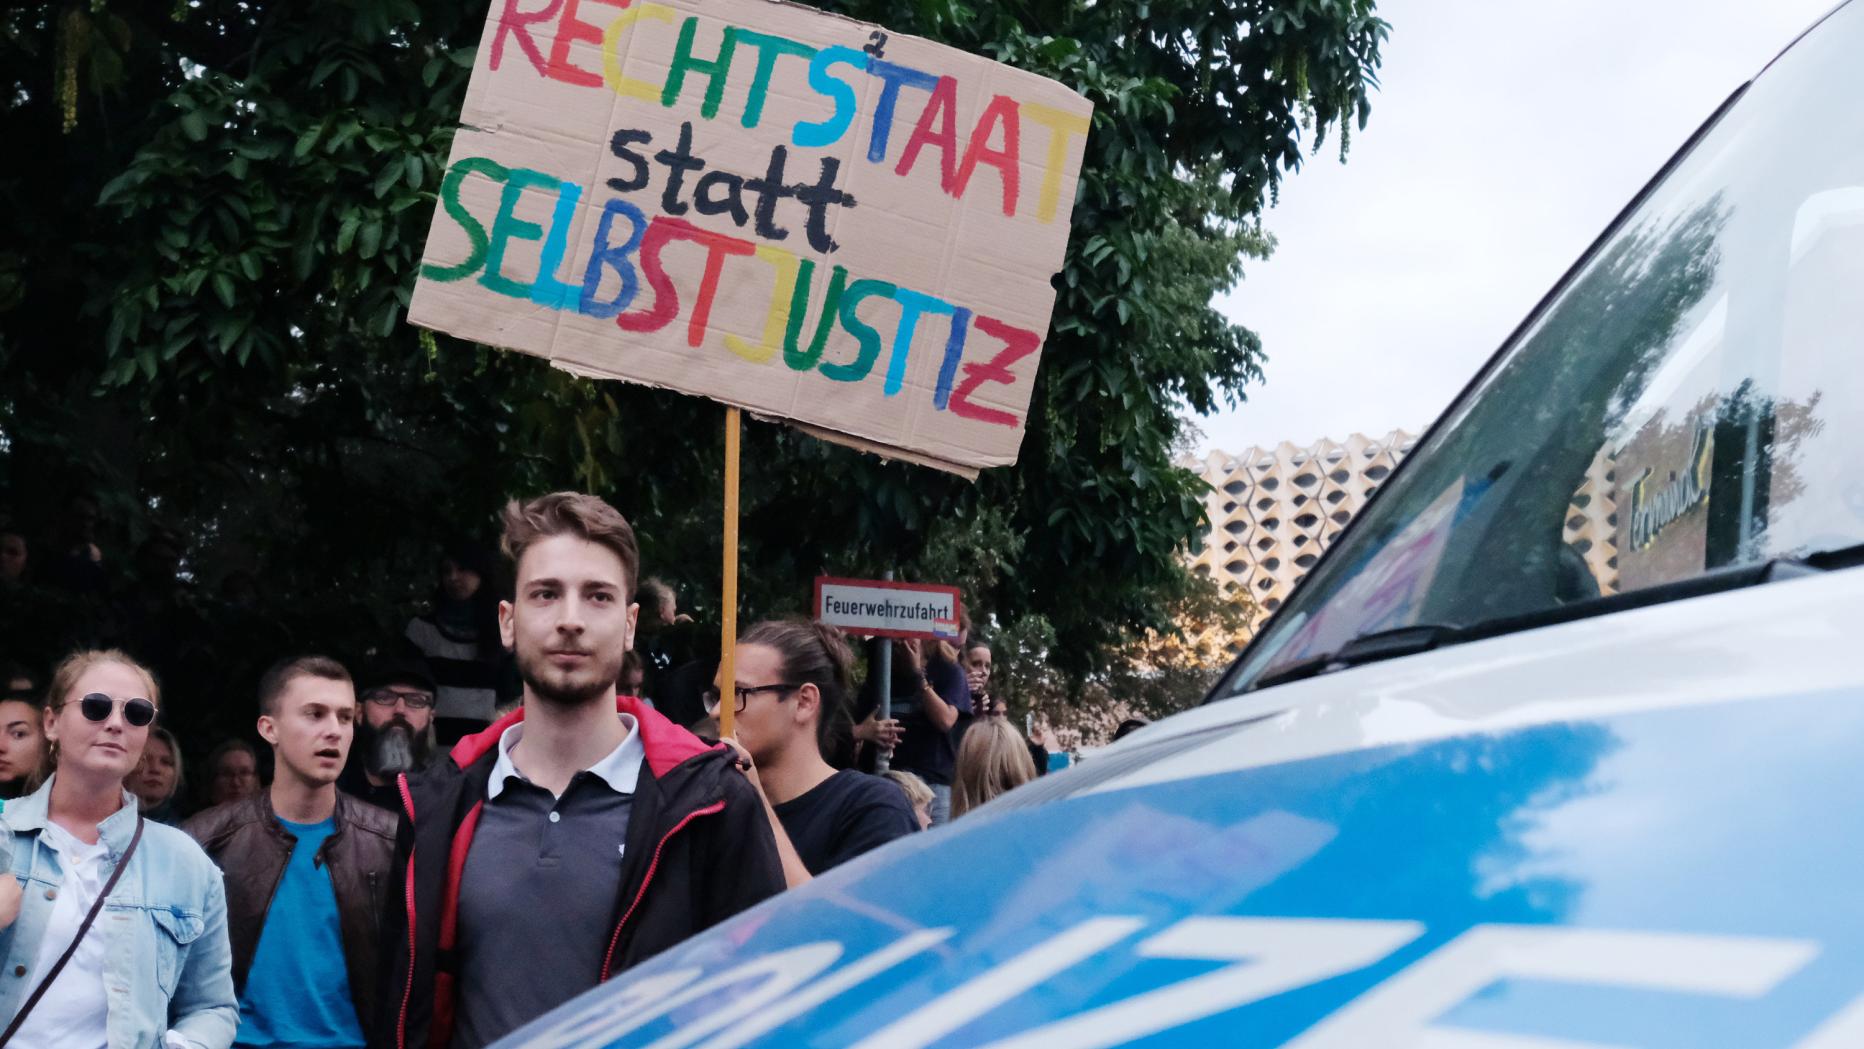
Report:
773,770,918,875
855,653,972,785
336,759,404,814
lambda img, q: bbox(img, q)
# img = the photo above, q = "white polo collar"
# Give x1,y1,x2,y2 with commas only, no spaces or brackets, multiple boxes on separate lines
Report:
486,712,643,800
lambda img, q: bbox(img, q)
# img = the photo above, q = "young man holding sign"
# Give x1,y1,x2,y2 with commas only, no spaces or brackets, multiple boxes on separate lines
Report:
376,492,783,1049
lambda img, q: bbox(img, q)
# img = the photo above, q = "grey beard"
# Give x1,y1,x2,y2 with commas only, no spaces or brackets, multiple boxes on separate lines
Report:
370,725,417,776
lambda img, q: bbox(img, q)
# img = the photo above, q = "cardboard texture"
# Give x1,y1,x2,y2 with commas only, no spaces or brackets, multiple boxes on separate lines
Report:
410,0,1095,477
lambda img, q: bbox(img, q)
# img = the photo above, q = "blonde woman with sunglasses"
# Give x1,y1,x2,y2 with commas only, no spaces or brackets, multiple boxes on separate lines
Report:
0,649,236,1048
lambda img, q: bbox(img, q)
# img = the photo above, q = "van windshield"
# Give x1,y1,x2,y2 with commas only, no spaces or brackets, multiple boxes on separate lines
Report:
1227,1,1864,695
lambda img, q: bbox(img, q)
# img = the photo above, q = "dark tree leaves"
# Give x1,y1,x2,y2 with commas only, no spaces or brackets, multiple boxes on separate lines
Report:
0,0,1385,727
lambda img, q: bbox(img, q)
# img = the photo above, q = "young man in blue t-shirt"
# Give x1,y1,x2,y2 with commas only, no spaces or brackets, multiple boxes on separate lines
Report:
185,656,398,1049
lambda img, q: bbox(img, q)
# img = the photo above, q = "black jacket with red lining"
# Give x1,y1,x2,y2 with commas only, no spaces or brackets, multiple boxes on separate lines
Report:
370,696,785,1049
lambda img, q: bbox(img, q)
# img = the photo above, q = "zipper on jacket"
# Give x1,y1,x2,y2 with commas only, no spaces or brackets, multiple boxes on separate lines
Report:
599,800,726,981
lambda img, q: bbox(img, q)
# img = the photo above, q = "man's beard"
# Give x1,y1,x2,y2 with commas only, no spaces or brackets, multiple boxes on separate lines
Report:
516,643,623,709
361,717,429,776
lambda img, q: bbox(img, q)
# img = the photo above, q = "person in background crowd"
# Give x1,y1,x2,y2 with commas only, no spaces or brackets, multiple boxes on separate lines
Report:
619,649,647,699
0,528,26,588
883,769,935,831
636,578,681,631
43,493,107,594
1,662,34,698
185,656,394,1049
1112,716,1151,742
1040,726,1073,772
379,492,783,1049
204,738,261,808
714,619,918,885
853,636,971,825
0,671,47,799
941,610,977,739
634,577,695,702
656,655,718,734
131,726,186,823
405,543,506,745
959,639,1048,776
0,665,28,909
927,630,974,734
952,716,1039,819
128,527,187,602
962,639,993,712
0,648,237,1047
337,654,438,812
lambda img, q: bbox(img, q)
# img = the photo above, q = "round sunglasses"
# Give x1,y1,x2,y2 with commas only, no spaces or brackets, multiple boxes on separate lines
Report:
71,692,157,727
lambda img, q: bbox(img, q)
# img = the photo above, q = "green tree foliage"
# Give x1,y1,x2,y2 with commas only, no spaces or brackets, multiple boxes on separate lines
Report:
0,0,1384,731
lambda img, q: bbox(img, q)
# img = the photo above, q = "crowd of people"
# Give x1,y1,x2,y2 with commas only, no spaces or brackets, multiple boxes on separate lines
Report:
0,490,1053,1048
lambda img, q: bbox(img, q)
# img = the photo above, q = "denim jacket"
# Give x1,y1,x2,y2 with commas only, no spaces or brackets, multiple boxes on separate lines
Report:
0,777,238,1049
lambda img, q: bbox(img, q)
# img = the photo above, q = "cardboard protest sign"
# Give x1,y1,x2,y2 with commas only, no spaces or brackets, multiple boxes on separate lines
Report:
409,0,1094,477
814,576,962,640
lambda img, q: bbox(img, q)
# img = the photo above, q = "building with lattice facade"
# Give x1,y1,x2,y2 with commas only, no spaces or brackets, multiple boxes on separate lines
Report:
1187,431,1417,626
1189,430,1625,629
1563,445,1622,597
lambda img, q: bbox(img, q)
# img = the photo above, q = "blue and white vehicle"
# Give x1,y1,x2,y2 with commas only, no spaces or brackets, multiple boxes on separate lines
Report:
505,4,1864,1045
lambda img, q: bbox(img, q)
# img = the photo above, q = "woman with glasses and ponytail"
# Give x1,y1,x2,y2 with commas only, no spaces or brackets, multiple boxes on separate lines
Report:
0,648,236,1048
711,620,920,887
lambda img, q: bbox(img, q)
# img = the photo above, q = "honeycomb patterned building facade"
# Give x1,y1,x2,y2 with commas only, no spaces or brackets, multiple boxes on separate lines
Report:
1562,445,1622,597
1187,431,1418,627
1189,431,1626,630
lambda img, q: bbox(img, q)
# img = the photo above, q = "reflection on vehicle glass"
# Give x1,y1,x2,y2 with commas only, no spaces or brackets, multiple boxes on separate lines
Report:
1236,0,1864,693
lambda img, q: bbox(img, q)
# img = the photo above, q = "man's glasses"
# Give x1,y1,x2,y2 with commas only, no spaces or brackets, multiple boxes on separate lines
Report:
74,693,157,727
363,688,436,710
701,683,801,715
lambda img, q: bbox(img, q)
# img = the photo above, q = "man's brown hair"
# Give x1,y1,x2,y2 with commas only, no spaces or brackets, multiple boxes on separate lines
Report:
501,492,640,599
258,655,351,717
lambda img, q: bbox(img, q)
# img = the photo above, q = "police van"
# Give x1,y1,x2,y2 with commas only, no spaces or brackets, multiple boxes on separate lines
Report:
506,2,1864,1045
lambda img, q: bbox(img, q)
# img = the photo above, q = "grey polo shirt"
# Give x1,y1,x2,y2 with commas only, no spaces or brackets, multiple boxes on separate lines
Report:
451,715,644,1049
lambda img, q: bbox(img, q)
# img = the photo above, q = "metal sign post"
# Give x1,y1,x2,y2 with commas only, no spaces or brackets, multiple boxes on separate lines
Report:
874,569,892,772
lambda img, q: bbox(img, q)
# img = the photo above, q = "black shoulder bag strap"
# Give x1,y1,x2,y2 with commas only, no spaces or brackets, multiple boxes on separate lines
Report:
0,816,145,1045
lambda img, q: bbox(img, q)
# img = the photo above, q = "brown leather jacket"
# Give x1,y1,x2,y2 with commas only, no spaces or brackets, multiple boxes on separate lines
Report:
183,790,398,1027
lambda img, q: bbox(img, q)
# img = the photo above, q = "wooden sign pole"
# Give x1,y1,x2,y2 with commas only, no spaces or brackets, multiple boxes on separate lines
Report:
718,406,741,738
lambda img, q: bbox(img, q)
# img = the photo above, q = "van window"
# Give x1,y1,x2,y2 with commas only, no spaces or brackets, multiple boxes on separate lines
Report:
1232,1,1864,693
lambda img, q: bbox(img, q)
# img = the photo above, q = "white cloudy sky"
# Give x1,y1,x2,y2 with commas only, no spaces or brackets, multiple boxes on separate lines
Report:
1192,0,1840,455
